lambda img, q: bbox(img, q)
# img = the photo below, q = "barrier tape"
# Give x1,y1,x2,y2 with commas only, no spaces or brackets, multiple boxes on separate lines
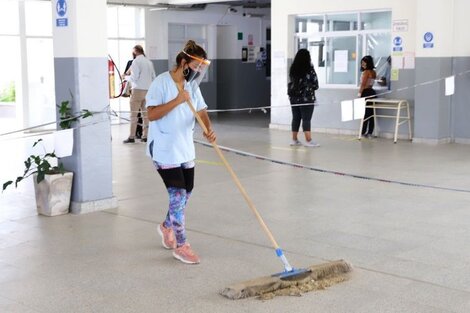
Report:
194,139,470,194
2,68,469,137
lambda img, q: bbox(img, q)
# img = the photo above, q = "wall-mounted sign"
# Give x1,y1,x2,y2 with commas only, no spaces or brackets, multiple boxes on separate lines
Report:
55,0,68,27
392,19,409,32
423,32,434,49
393,36,403,52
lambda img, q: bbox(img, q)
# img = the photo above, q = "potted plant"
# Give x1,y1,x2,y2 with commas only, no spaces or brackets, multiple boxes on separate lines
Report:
2,100,92,216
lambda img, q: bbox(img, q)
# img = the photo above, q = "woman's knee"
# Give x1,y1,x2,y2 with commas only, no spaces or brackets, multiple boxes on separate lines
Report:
168,187,187,210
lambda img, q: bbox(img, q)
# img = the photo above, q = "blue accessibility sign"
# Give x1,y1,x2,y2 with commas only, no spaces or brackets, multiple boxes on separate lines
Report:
393,36,403,52
424,32,433,43
423,32,434,48
393,36,402,46
56,0,67,17
56,0,68,27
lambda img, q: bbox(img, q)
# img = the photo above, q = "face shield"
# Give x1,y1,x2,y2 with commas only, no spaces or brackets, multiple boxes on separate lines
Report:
182,50,211,89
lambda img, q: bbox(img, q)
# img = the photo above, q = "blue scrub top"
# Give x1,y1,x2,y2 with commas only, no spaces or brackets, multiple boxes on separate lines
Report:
145,71,207,165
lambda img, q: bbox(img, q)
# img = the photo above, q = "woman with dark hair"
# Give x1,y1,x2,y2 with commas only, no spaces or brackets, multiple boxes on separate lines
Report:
145,40,216,264
288,49,319,147
359,55,377,137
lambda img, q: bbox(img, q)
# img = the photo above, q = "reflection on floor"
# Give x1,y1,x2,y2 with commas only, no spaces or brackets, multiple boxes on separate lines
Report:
1,117,470,313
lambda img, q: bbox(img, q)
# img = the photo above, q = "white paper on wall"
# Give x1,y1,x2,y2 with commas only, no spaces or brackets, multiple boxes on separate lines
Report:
353,98,366,120
334,50,348,73
392,56,404,69
445,76,455,96
403,52,415,69
341,100,353,122
26,133,55,156
54,128,74,157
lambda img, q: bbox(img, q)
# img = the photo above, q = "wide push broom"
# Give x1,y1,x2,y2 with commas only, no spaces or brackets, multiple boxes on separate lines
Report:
180,85,352,300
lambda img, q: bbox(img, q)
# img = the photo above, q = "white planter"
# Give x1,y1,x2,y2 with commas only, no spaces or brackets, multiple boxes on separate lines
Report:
33,172,73,216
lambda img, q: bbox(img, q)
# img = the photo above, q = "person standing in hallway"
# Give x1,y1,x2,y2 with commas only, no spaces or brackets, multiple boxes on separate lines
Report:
288,49,320,147
146,40,216,264
123,45,156,143
359,55,377,138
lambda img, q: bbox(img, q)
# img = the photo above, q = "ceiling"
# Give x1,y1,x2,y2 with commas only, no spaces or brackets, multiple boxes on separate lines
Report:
107,0,270,8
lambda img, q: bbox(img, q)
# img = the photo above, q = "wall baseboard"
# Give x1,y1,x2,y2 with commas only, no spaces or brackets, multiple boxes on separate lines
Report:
454,138,470,145
412,137,452,144
269,124,412,140
71,196,118,215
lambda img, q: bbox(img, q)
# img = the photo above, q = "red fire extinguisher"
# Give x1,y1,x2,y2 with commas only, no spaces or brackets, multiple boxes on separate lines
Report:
108,59,115,99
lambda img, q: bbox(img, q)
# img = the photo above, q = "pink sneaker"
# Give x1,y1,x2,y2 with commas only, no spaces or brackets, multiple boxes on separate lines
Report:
173,243,200,264
157,223,176,249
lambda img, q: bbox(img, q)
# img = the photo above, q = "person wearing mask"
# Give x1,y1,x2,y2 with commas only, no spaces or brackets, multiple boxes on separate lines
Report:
359,55,377,138
287,49,320,147
123,45,156,143
145,40,216,264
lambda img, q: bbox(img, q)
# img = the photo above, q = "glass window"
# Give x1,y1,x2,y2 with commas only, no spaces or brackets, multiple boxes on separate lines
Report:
326,13,358,31
307,38,326,85
25,1,52,37
365,33,391,78
0,36,21,105
26,38,55,129
306,16,324,33
107,5,145,124
361,11,391,30
0,1,19,35
136,8,145,38
295,11,391,86
107,7,119,38
326,37,357,85
117,7,144,38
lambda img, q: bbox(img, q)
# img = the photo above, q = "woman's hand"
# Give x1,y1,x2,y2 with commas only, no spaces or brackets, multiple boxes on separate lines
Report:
204,129,216,143
175,90,190,105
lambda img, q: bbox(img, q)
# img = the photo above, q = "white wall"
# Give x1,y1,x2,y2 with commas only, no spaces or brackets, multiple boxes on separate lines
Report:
53,0,107,58
145,4,270,60
452,0,470,57
271,0,470,130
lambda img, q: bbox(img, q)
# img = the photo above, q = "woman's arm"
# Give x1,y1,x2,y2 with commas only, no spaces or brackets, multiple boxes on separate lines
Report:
197,109,216,142
308,68,319,90
147,90,189,121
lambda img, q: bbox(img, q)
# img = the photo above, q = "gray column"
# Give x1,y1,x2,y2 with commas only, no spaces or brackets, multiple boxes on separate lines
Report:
413,57,452,142
52,0,117,213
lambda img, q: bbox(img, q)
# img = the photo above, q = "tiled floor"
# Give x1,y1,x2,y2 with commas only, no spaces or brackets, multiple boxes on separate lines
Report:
1,115,470,312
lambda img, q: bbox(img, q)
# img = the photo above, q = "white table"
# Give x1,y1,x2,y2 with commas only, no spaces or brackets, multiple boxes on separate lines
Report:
358,98,412,143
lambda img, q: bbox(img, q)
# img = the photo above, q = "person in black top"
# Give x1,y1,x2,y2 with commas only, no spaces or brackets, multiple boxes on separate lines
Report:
359,55,377,137
288,49,320,147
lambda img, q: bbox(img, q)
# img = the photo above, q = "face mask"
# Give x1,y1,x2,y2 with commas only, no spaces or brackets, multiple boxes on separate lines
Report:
184,66,200,82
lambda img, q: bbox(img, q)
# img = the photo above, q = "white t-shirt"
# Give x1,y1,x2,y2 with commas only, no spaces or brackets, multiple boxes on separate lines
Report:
125,55,156,90
145,71,208,165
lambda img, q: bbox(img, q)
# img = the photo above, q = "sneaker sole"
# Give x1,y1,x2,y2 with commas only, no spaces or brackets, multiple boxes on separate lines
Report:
157,226,173,250
172,251,200,264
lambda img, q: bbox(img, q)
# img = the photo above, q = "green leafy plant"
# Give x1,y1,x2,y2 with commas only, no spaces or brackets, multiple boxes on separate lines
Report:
58,100,93,129
2,99,93,192
0,81,16,102
2,139,65,191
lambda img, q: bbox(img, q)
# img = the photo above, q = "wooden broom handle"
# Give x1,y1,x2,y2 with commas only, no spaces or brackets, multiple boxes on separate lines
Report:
183,94,281,250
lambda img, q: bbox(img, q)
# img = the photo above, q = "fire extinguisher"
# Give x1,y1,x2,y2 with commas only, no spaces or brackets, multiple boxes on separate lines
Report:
108,55,130,99
108,58,116,99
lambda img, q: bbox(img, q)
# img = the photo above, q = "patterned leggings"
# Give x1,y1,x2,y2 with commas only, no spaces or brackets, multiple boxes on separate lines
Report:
154,161,195,247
